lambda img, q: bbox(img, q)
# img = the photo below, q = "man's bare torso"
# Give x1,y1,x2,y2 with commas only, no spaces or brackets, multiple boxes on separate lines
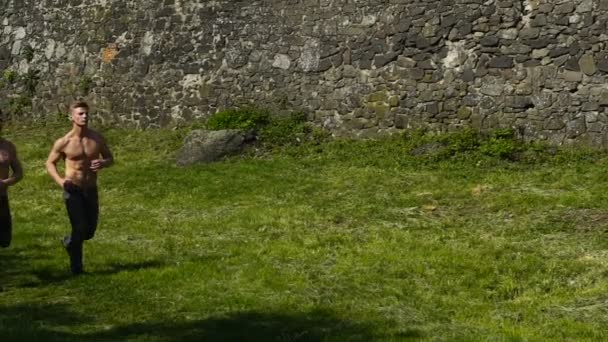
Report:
0,139,18,195
0,140,14,180
60,131,104,188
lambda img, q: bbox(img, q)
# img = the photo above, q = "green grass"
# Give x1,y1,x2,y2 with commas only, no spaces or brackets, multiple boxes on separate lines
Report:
1,123,607,341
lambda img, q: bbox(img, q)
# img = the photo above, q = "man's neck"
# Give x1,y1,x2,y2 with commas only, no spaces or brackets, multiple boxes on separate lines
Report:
70,124,88,138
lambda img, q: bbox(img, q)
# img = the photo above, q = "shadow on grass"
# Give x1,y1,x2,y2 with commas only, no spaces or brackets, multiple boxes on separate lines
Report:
89,310,380,341
0,244,47,290
0,244,165,288
0,303,91,340
0,304,401,341
29,260,166,284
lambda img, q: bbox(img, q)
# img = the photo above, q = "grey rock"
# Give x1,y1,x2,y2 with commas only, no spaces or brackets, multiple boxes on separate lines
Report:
519,28,540,39
461,69,475,82
576,0,593,13
426,102,439,115
480,80,504,96
397,56,416,68
597,57,608,72
565,57,581,71
418,60,436,70
566,117,586,138
525,38,552,49
532,48,550,59
582,102,599,111
409,68,425,80
531,14,548,27
532,91,553,110
545,118,565,130
488,56,513,68
395,114,408,129
506,96,533,109
374,51,399,68
177,129,253,165
599,91,608,106
569,42,581,56
480,36,499,47
579,54,597,76
555,2,575,14
549,47,569,58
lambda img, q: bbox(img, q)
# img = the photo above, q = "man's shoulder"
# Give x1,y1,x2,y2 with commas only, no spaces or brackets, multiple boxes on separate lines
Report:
0,138,16,150
87,129,106,142
53,134,72,149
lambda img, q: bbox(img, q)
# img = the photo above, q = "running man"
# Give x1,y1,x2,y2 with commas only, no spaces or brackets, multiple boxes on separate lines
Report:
46,101,113,275
0,131,23,248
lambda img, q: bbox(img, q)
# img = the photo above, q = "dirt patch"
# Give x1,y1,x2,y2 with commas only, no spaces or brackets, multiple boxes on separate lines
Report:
555,208,608,232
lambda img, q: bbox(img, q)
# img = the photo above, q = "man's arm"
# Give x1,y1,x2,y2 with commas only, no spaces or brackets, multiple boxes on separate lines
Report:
0,143,23,188
46,138,67,187
90,133,113,172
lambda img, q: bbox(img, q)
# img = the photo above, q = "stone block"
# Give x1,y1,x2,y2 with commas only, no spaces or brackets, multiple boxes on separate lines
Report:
519,28,540,39
488,56,513,68
395,114,408,128
374,51,399,68
579,54,597,76
555,2,575,14
559,70,583,82
457,106,472,119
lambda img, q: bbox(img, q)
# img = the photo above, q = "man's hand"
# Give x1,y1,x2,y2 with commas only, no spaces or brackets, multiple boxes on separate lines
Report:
90,159,105,172
63,179,78,191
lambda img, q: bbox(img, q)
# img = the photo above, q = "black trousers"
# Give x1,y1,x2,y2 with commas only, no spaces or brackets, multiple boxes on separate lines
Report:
63,185,99,273
0,195,11,248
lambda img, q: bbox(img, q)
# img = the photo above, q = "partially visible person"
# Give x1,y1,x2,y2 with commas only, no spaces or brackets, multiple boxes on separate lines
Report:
46,101,113,275
0,129,24,248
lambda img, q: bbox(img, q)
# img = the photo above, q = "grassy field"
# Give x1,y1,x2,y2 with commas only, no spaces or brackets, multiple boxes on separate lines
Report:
0,123,607,341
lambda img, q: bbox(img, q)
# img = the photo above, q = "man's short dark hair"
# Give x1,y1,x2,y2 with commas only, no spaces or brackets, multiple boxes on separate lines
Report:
69,100,89,112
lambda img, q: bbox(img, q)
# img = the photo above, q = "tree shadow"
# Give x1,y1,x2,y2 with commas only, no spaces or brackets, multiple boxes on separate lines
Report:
87,310,379,341
0,244,45,290
0,303,91,341
0,303,398,341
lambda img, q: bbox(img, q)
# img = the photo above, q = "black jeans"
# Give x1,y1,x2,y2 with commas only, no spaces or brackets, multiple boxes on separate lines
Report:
0,195,11,248
63,185,99,273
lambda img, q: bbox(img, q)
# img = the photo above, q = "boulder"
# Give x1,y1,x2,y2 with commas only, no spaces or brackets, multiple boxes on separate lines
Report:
177,129,253,165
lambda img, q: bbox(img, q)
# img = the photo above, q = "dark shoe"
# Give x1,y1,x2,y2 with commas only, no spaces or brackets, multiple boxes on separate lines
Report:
62,237,83,275
71,268,85,276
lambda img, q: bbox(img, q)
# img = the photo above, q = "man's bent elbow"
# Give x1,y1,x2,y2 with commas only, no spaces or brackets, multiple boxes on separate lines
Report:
45,161,56,174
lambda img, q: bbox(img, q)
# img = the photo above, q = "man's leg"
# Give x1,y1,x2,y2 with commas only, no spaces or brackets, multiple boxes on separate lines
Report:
64,188,88,274
0,196,12,248
83,188,99,240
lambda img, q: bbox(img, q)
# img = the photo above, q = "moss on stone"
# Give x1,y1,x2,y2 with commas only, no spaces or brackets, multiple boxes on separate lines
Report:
457,106,472,120
367,91,388,102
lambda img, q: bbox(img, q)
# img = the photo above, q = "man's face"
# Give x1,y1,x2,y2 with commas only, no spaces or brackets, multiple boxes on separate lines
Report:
71,107,88,126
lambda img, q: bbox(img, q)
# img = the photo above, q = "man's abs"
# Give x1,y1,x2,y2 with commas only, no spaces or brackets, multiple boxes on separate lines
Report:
65,160,97,188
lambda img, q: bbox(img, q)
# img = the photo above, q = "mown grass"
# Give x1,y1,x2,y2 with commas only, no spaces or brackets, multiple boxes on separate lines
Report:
1,122,607,341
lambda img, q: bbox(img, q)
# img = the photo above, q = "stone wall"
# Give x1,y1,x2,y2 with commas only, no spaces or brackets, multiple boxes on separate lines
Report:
2,0,608,145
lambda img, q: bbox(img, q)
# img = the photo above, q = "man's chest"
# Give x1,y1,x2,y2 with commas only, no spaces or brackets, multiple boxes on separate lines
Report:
0,148,11,166
64,139,100,159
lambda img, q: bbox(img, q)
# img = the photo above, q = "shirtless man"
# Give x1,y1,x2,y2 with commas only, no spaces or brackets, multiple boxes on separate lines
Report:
0,133,23,248
46,101,113,275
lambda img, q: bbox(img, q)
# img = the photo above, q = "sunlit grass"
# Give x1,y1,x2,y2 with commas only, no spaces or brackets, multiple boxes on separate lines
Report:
0,124,607,341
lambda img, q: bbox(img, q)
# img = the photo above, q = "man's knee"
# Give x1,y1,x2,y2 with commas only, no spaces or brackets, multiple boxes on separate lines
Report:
84,226,96,240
